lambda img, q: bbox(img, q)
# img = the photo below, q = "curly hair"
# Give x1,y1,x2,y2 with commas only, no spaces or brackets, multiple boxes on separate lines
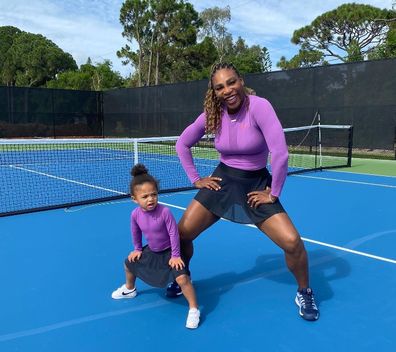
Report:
130,163,158,195
204,62,254,135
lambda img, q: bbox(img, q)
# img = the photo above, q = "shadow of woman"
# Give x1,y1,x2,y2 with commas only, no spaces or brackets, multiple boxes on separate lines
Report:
167,249,350,321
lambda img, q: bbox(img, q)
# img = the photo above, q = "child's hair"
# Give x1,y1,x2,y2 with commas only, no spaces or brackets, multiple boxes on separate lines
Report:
130,163,158,195
204,62,254,135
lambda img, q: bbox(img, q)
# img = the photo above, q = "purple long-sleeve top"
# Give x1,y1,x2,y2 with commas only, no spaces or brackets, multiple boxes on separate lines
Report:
176,95,288,197
131,204,181,257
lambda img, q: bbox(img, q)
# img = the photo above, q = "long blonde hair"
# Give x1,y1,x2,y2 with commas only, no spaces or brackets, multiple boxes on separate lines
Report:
204,62,254,135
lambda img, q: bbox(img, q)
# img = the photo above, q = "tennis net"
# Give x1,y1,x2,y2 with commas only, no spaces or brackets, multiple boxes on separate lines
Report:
0,124,352,216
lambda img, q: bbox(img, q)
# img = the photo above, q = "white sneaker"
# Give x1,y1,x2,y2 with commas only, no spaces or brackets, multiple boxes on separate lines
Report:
186,308,200,329
111,284,137,299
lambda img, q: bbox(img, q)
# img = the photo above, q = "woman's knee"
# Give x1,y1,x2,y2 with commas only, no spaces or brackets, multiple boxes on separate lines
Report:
178,200,219,240
178,220,194,241
178,211,200,240
281,233,304,254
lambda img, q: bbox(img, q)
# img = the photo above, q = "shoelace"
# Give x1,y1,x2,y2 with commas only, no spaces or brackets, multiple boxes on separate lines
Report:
299,292,317,309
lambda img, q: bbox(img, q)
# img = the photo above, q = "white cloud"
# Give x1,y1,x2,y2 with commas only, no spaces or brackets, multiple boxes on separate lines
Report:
0,0,132,76
190,0,393,66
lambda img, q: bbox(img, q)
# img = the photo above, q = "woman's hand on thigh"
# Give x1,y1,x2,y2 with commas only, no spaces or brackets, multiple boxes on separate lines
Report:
247,187,277,208
194,176,222,190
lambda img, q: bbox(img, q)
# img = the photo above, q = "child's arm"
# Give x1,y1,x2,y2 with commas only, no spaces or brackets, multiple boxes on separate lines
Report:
169,256,185,270
130,211,143,261
162,207,185,269
162,207,181,258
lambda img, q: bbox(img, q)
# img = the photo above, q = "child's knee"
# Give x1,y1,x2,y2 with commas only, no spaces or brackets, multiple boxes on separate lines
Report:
175,274,190,287
123,263,132,273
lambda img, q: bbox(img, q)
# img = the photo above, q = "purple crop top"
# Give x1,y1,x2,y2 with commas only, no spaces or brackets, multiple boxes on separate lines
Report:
175,95,288,197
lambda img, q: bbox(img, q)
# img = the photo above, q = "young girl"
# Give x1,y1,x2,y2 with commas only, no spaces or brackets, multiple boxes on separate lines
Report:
111,163,200,329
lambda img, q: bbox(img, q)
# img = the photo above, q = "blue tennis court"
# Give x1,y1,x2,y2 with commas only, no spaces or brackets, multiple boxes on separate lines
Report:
1,168,395,351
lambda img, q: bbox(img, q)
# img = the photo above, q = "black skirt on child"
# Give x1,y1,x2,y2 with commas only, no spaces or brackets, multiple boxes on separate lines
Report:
194,162,286,224
125,245,188,288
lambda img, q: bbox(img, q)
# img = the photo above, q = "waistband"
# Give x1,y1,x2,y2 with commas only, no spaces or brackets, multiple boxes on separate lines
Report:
218,162,269,178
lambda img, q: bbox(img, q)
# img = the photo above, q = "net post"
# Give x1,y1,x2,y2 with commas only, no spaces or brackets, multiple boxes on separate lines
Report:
133,139,138,165
317,112,323,169
98,91,104,138
394,125,396,160
347,126,354,167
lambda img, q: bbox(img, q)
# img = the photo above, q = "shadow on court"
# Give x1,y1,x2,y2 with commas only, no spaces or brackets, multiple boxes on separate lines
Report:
160,249,350,322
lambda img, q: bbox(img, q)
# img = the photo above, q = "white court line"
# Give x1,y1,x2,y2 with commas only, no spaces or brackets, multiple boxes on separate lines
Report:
293,174,396,188
9,165,126,195
9,164,395,264
159,201,396,265
329,169,396,179
0,301,166,342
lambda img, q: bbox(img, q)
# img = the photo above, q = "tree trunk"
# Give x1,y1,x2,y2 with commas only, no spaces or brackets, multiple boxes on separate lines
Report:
147,27,156,87
155,49,159,85
136,30,142,87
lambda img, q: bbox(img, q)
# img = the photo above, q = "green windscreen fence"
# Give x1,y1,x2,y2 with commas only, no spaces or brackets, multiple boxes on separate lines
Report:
1,58,394,151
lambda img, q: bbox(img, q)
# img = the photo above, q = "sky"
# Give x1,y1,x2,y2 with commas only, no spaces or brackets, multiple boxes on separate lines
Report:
0,0,393,77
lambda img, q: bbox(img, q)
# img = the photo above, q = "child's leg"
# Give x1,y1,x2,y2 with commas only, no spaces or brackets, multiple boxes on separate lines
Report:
176,274,200,329
112,263,138,299
175,274,198,309
124,263,136,290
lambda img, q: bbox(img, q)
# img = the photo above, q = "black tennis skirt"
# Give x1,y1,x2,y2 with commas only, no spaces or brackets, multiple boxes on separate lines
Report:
125,246,189,288
194,162,286,224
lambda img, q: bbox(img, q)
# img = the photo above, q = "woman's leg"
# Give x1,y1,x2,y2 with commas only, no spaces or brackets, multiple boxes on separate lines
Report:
167,200,219,297
178,199,220,268
257,212,319,321
256,212,308,289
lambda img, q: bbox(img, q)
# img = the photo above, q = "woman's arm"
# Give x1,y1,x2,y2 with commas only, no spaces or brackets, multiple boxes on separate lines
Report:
175,113,206,184
254,98,288,197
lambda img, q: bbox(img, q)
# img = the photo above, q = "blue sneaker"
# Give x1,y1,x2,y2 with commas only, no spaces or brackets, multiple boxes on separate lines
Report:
166,281,182,298
295,288,319,321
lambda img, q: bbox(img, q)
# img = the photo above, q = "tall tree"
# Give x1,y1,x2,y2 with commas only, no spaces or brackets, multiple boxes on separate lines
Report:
47,59,124,91
184,37,218,80
0,26,21,82
281,3,394,67
118,0,151,87
157,1,201,83
368,7,396,60
226,37,271,73
0,26,76,87
277,50,328,70
118,0,200,86
199,6,231,61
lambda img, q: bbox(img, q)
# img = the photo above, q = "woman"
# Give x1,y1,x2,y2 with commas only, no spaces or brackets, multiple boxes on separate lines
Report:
168,62,319,321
